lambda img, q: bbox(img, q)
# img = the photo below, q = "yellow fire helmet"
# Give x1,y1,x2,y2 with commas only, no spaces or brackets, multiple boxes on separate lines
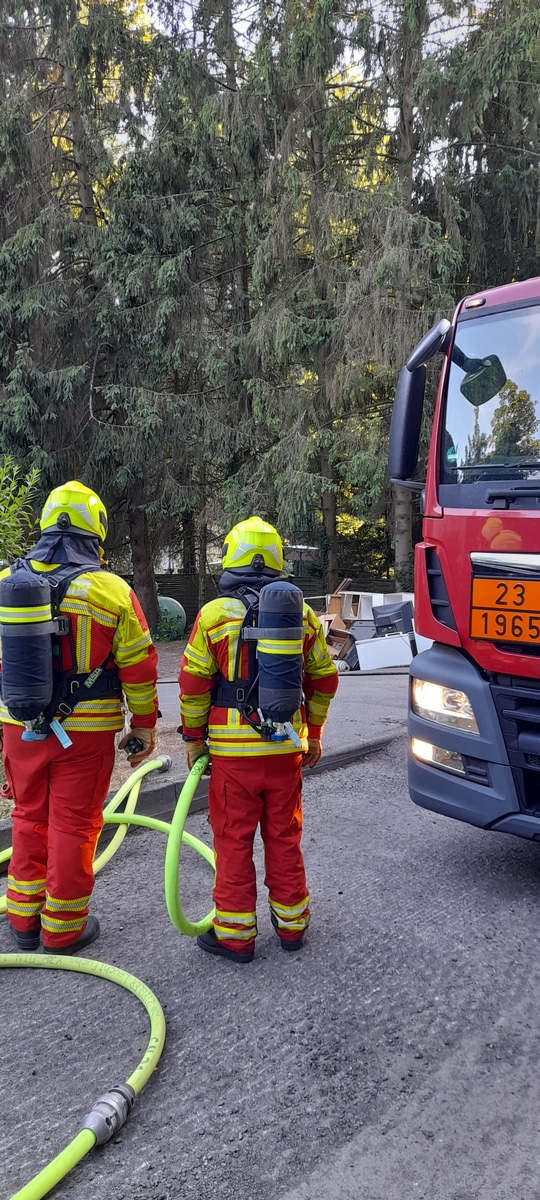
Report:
222,516,284,572
40,481,108,543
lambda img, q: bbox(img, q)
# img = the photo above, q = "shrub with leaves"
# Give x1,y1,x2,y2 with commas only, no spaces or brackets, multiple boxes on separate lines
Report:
0,457,40,564
155,612,186,643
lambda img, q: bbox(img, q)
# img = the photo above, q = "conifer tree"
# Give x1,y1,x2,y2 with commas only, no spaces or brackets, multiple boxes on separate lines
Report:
242,0,391,589
418,0,540,290
0,0,158,617
490,382,540,460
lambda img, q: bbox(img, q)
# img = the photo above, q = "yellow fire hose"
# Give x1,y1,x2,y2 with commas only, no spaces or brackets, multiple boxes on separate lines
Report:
0,753,213,1200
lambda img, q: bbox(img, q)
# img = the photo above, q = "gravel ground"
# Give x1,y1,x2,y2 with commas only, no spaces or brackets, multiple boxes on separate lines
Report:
5,739,540,1200
154,640,186,682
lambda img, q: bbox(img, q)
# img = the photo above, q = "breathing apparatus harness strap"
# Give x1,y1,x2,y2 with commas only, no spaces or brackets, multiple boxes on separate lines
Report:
19,560,121,732
211,588,272,738
45,658,122,728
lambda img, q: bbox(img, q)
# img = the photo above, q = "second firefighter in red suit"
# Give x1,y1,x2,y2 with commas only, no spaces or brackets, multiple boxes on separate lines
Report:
1,481,158,955
180,516,338,962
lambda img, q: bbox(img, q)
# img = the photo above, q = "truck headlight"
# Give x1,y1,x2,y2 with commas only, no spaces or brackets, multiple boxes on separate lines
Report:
411,679,479,734
411,739,466,776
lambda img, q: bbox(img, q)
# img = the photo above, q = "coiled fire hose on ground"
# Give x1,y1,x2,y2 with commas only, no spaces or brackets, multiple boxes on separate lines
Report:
0,753,213,1200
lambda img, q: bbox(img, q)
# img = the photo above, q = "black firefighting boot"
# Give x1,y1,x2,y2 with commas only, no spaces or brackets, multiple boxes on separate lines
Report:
197,927,254,963
270,912,304,952
43,916,100,956
10,924,41,952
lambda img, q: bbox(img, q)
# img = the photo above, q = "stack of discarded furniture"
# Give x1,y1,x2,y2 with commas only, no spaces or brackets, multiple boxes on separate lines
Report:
312,579,428,672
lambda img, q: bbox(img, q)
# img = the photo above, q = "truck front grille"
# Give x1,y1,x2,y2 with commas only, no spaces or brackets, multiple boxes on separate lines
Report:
491,677,540,810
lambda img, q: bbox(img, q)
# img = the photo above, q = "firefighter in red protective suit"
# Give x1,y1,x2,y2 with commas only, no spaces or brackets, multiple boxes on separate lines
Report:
179,516,338,963
0,482,158,955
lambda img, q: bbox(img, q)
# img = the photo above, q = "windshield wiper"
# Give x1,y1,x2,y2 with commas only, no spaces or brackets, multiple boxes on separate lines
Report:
486,484,540,508
458,461,540,472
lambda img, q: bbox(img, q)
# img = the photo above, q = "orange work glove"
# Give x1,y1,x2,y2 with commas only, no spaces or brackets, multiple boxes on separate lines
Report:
118,728,156,767
184,740,210,773
303,737,322,768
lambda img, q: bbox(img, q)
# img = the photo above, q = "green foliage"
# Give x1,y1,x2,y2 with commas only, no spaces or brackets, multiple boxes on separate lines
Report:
156,612,185,642
0,457,40,563
490,382,540,460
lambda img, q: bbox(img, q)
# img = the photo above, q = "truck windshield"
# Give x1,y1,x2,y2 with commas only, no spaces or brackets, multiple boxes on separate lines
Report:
442,306,540,485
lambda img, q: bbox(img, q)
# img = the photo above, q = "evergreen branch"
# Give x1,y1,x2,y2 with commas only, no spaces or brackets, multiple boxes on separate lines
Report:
441,140,540,160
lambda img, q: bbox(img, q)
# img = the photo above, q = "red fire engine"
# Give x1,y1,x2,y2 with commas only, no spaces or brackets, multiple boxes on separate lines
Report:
390,277,540,839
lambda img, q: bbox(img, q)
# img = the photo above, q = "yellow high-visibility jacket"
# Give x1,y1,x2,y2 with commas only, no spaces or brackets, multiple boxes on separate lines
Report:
0,562,158,733
180,596,338,757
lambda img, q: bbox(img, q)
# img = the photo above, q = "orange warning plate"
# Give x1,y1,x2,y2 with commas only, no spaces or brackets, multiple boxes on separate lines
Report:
471,577,540,643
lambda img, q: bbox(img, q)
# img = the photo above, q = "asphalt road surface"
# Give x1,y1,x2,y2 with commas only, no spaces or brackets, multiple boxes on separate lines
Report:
4,738,540,1200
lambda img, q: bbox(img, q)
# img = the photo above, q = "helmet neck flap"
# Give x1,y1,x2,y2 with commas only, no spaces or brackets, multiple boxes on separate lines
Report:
27,530,102,568
219,565,281,599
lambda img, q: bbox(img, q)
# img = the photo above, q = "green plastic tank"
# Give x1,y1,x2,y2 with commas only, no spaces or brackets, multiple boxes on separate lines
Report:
157,595,187,638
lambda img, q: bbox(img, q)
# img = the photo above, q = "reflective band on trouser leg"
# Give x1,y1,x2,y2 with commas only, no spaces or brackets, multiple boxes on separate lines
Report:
6,876,46,931
41,912,87,936
213,908,257,946
7,875,46,895
41,890,91,938
269,895,310,936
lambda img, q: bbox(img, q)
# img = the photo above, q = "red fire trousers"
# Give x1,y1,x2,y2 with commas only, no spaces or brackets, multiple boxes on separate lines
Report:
3,726,115,950
209,753,310,954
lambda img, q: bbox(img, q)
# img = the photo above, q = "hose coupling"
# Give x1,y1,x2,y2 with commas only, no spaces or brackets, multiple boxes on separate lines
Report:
157,754,173,773
82,1083,135,1144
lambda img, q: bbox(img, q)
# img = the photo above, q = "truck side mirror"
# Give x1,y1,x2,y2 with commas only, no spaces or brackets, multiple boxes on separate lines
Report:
406,319,451,371
389,319,452,485
388,364,427,482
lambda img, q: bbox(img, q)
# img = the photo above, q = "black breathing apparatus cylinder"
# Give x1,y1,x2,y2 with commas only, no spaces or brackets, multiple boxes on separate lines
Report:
0,558,119,746
254,580,304,724
0,566,57,724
